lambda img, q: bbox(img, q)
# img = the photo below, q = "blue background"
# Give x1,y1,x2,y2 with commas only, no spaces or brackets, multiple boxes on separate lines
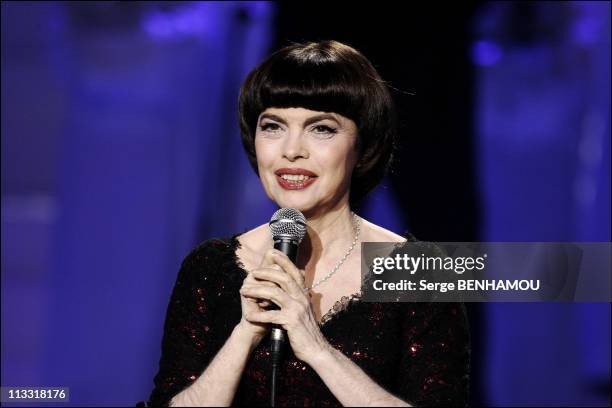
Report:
1,1,610,406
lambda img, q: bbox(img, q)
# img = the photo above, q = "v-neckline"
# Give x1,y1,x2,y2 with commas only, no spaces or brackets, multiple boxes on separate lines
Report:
227,230,415,327
228,233,362,327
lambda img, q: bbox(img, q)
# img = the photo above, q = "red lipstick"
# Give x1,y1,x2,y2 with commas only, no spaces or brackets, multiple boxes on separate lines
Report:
275,168,318,190
274,168,318,177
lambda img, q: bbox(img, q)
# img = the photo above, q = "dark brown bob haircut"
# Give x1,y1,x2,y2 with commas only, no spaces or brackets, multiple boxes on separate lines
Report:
238,40,397,206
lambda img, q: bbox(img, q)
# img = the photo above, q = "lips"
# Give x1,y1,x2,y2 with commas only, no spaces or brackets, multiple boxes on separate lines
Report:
275,168,318,190
276,175,317,190
274,168,318,177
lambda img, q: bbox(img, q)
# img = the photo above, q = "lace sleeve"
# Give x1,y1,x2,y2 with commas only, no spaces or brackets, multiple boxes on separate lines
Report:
147,245,218,407
394,302,471,407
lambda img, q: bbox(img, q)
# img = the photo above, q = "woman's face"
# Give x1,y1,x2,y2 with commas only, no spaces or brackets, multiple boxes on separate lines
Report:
254,107,359,215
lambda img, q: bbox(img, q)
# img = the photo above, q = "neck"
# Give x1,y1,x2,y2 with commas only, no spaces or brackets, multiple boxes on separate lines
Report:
296,203,358,283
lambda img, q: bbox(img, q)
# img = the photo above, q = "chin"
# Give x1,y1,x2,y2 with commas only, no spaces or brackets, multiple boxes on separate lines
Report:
274,195,317,213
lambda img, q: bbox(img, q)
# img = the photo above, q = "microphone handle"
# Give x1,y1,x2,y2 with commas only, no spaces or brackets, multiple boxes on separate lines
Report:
273,239,298,263
270,239,298,352
269,238,298,406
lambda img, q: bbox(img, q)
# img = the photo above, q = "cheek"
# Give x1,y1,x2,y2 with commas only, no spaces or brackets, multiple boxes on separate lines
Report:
254,140,278,190
321,144,358,174
254,139,273,168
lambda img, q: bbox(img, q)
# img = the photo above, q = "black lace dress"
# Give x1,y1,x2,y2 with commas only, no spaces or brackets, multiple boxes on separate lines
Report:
146,233,470,406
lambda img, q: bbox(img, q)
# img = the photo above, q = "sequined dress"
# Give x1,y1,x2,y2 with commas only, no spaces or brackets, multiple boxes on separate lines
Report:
147,233,470,406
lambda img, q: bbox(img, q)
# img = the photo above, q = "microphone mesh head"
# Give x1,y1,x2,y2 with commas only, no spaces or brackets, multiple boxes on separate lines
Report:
269,208,307,243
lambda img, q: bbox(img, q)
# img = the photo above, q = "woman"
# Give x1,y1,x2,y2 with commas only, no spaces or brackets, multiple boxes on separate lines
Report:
147,40,470,407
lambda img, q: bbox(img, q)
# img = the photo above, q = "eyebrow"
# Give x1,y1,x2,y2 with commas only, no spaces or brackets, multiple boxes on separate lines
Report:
259,113,341,127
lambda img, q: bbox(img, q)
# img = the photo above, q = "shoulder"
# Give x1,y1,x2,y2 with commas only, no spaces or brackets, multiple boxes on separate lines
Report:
179,224,272,277
181,236,236,269
234,223,272,271
234,223,271,255
174,234,246,289
359,217,407,243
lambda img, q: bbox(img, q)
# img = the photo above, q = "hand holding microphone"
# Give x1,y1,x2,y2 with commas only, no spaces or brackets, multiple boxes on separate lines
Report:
238,247,302,339
238,258,277,340
239,209,331,364
238,208,306,340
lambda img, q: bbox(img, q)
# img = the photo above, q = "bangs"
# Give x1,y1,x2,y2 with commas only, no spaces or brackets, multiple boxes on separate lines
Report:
258,58,365,123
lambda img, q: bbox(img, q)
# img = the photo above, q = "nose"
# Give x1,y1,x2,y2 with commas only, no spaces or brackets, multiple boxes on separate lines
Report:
282,129,309,161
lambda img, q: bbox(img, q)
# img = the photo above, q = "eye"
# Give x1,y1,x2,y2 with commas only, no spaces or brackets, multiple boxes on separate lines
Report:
259,122,282,132
311,124,338,136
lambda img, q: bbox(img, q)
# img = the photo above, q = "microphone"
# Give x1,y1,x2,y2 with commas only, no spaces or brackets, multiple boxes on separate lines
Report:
267,207,307,406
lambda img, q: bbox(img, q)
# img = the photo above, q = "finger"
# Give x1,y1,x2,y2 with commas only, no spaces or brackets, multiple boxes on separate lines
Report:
240,285,292,308
241,285,273,304
241,283,274,307
257,300,273,308
269,251,306,290
243,294,272,308
260,248,282,267
244,272,278,287
259,249,306,292
250,269,303,298
245,269,288,295
261,249,306,288
245,310,283,325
